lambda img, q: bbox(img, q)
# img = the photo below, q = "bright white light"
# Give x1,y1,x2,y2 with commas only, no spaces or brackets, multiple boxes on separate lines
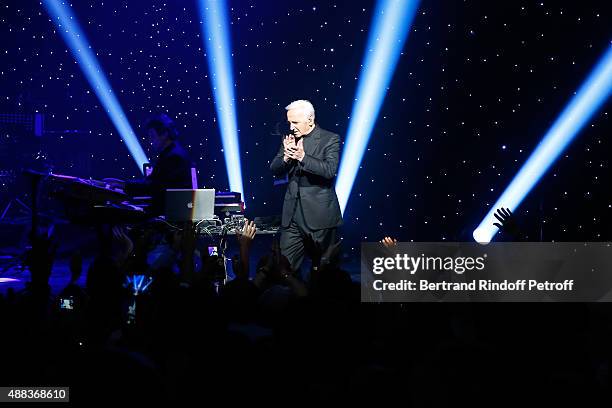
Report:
474,45,612,243
199,0,245,200
42,0,148,173
336,0,421,214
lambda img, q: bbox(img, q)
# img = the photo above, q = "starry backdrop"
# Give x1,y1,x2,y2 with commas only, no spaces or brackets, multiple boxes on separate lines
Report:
0,0,610,252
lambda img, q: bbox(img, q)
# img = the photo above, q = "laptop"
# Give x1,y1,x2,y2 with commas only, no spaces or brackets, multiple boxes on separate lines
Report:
165,189,216,221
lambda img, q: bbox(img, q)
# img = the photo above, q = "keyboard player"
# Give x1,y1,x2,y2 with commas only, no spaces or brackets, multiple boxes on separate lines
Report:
104,114,195,215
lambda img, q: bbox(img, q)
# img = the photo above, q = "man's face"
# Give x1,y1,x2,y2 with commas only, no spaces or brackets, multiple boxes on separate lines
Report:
148,128,169,152
287,109,313,136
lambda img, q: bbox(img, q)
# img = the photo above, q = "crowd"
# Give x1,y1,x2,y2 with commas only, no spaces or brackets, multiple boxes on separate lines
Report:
0,209,609,405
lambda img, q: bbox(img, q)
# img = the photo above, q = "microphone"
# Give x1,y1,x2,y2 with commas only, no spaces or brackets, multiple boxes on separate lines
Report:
287,129,300,154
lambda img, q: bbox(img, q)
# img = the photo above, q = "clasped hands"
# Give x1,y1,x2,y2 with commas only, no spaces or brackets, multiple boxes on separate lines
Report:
283,134,305,162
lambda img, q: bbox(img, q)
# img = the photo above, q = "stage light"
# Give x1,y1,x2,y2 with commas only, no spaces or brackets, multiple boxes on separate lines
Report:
335,0,421,214
42,0,148,173
473,45,612,243
198,0,245,200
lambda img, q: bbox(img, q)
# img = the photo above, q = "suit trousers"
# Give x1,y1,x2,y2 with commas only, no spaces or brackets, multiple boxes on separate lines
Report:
280,198,340,273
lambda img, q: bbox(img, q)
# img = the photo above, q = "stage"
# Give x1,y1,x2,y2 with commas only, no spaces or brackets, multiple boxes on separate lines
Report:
0,0,610,404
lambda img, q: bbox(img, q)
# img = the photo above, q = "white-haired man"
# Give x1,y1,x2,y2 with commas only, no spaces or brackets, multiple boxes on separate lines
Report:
270,100,343,273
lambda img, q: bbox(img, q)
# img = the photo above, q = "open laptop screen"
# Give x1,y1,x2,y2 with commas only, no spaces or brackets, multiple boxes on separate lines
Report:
165,189,215,221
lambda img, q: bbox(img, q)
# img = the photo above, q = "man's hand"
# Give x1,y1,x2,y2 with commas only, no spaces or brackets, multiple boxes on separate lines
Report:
283,135,295,162
286,138,305,161
236,219,257,248
493,207,523,240
235,219,256,277
380,236,398,248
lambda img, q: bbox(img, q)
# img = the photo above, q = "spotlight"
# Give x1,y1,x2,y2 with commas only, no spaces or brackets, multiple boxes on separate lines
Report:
42,0,148,173
198,0,245,201
336,0,421,214
473,45,612,243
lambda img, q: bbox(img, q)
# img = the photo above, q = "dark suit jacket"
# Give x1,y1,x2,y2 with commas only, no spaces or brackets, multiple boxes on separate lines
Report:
270,126,343,230
125,141,194,214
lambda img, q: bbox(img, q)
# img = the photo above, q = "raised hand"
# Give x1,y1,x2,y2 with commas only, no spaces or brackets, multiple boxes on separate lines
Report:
493,207,522,240
234,219,256,278
286,137,305,161
380,236,398,248
283,135,295,162
236,219,257,248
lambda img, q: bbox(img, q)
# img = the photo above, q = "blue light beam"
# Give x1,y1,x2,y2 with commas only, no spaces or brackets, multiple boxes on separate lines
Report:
473,44,612,244
199,0,245,200
42,0,148,173
335,0,421,214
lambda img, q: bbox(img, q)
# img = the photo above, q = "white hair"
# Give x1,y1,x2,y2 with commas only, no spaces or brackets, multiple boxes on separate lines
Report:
285,99,315,120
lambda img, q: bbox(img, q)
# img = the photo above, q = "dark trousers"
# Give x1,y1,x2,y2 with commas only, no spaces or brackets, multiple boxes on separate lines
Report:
280,199,340,273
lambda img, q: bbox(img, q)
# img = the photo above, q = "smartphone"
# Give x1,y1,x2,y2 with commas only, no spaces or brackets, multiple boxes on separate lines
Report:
208,246,218,256
59,297,74,310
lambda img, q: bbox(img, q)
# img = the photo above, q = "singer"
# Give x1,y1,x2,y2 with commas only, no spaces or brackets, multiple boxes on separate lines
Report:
270,100,343,273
